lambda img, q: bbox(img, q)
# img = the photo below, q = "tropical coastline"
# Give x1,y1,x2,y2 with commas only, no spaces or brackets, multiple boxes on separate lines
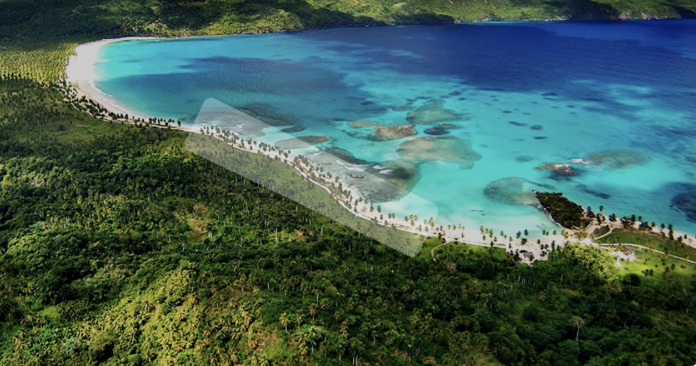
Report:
5,0,696,359
65,35,696,263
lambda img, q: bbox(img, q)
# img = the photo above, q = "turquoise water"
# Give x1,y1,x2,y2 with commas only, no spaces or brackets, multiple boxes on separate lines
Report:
94,21,696,236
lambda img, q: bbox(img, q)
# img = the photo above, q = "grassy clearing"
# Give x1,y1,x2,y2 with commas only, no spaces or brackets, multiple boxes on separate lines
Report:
597,229,696,261
613,250,696,284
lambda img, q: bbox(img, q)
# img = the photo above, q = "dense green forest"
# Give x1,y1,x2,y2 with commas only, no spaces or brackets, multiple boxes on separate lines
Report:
1,0,696,365
1,0,695,43
536,192,590,230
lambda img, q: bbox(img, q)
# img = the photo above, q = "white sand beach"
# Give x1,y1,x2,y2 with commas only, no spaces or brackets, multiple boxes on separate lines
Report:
67,39,146,119
65,37,204,136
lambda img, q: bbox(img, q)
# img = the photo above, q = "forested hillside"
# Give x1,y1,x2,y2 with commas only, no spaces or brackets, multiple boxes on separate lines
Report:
1,0,696,365
0,56,695,366
1,0,696,42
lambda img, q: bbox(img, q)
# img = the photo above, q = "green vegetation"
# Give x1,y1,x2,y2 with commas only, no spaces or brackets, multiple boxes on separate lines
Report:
536,192,590,229
1,0,696,364
597,228,696,263
2,64,695,366
2,0,696,44
613,250,696,283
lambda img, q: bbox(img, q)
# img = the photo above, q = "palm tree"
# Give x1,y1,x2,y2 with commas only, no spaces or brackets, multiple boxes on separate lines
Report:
569,315,584,344
309,305,317,322
279,313,290,333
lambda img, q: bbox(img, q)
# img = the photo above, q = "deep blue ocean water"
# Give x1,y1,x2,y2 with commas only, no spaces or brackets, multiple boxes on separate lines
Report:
94,20,696,236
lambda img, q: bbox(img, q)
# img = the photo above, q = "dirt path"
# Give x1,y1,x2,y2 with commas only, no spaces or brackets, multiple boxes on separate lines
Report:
597,243,696,265
593,226,615,240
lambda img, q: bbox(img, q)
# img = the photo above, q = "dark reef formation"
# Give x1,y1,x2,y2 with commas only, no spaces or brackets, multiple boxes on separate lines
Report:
671,188,696,222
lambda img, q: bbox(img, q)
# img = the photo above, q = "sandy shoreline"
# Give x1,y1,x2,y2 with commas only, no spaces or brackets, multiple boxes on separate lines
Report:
64,37,696,263
65,37,208,136
67,39,145,119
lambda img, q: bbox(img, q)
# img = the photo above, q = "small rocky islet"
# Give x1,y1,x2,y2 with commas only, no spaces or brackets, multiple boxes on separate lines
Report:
373,124,417,141
540,163,578,176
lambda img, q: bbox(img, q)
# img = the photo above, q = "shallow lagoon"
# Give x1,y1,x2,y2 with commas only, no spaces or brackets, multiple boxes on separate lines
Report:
94,20,696,235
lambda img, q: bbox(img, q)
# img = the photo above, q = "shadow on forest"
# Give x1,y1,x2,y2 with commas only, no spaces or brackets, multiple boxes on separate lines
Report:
157,0,381,29
0,0,384,40
544,0,620,19
0,0,151,40
0,0,455,42
672,5,696,18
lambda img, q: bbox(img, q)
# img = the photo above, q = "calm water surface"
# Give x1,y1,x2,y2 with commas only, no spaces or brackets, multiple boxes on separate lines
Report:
94,20,696,235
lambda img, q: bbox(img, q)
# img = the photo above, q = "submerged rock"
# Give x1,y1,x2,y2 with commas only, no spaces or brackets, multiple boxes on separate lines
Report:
406,99,466,125
305,151,409,202
576,184,611,199
373,124,417,141
530,124,543,130
672,191,696,222
397,137,482,169
280,125,305,133
434,123,462,130
275,135,330,149
238,103,296,127
516,155,534,162
298,135,330,144
350,120,379,128
424,128,449,136
686,156,696,163
484,177,538,206
391,106,412,111
588,149,650,169
373,160,420,191
323,148,367,165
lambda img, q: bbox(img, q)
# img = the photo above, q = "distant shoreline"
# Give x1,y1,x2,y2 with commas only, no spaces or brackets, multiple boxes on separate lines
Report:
64,34,696,261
